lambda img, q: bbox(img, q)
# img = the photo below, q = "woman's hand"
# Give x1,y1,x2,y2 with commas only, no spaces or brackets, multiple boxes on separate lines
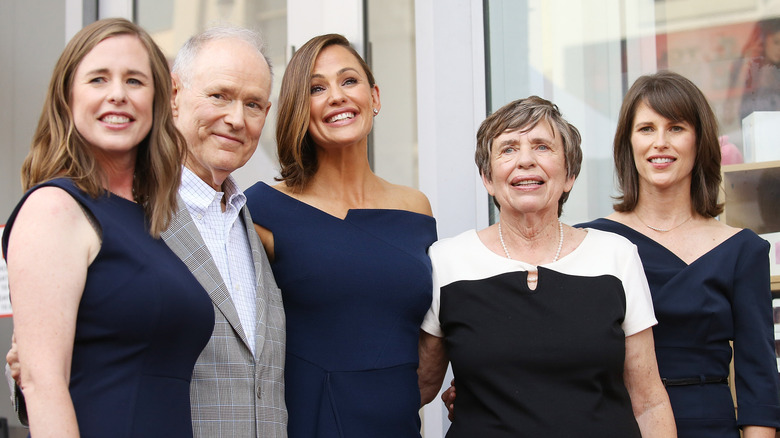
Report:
6,334,20,386
441,379,456,421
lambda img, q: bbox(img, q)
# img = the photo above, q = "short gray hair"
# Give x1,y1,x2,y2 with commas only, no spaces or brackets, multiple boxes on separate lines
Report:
475,96,582,216
172,26,273,88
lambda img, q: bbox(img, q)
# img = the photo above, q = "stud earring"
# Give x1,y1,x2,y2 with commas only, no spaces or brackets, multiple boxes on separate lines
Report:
373,108,379,115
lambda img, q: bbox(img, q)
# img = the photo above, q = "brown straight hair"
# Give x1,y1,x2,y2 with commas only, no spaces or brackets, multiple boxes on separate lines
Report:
275,33,376,190
612,71,723,217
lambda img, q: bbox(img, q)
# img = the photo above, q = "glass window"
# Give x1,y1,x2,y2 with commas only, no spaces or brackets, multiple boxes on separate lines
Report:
484,0,780,224
366,0,419,188
136,0,420,191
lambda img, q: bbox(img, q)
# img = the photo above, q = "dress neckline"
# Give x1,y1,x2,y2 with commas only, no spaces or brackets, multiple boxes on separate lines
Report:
107,191,140,206
588,218,748,267
254,181,435,223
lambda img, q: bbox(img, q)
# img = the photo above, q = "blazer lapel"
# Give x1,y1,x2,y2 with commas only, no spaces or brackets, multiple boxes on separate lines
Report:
162,195,251,349
241,206,269,356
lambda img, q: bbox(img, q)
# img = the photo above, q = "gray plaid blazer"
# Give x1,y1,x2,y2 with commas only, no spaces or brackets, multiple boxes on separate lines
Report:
162,195,287,438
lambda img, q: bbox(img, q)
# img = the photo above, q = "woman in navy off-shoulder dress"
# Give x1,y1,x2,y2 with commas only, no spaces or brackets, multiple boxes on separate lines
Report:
245,34,437,437
581,71,780,437
2,19,213,438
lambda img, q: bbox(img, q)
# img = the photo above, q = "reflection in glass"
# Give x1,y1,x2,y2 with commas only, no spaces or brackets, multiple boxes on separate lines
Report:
484,0,780,223
366,0,419,189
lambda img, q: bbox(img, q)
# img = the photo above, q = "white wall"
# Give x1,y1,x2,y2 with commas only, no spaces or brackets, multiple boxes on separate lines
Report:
415,1,488,436
287,0,363,57
416,0,489,240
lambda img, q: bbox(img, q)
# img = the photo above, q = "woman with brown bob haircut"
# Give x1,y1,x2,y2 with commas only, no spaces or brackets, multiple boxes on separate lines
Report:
581,71,780,437
612,70,723,218
274,33,376,189
2,18,214,437
245,34,437,437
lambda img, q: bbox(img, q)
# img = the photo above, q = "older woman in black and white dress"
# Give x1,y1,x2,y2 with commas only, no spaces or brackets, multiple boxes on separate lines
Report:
417,96,676,437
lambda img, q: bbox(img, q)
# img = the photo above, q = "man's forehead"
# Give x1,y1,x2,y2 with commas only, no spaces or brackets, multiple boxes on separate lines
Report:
187,41,270,91
193,38,267,70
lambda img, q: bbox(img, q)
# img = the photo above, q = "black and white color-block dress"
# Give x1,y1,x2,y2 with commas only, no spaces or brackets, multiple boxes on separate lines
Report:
421,228,657,438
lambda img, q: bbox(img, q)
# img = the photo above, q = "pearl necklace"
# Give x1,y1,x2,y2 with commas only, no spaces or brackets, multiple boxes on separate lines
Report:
635,213,692,233
498,220,564,263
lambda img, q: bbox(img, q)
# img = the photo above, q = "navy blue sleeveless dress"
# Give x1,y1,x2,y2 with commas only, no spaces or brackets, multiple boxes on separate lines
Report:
2,178,214,438
580,218,780,437
244,182,437,438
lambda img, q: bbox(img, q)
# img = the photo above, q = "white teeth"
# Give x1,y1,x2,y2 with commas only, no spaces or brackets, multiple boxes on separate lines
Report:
650,157,674,164
513,180,541,186
327,112,355,123
102,115,130,124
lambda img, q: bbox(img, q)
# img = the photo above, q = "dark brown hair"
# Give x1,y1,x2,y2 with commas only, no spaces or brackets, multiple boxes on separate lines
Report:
613,71,723,217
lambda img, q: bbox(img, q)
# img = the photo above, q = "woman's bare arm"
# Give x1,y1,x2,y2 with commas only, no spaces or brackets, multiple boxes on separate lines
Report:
7,187,100,437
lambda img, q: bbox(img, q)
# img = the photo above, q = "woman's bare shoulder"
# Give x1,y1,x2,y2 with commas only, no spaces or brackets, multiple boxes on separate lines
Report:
17,186,83,220
8,185,99,262
699,217,741,241
270,181,292,193
384,182,432,216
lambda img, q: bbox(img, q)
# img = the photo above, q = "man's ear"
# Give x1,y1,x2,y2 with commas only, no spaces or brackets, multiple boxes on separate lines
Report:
170,74,181,117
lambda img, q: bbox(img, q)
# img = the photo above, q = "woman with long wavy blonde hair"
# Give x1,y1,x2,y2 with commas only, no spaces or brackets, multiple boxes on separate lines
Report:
2,18,214,437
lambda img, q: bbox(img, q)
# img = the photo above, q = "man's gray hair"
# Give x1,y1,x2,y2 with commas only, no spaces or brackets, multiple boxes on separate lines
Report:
172,26,273,88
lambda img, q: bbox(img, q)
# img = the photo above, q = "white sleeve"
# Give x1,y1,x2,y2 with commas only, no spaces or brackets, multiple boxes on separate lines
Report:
620,244,658,337
420,248,444,337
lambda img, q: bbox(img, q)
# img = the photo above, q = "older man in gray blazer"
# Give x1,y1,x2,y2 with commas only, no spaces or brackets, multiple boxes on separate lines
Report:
162,27,287,437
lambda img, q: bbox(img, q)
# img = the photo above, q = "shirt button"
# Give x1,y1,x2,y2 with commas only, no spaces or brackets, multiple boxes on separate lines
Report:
196,214,203,220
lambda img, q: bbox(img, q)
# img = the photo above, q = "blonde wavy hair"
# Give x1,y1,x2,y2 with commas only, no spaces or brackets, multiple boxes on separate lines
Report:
21,17,186,237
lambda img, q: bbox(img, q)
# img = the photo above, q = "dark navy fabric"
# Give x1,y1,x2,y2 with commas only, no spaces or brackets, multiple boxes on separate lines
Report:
581,218,780,437
245,181,437,438
3,178,214,438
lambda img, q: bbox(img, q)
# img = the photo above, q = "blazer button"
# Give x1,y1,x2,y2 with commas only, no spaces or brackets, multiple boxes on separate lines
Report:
256,387,263,399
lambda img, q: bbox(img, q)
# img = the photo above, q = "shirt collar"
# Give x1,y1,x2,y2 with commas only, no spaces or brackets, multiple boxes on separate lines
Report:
180,167,247,215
